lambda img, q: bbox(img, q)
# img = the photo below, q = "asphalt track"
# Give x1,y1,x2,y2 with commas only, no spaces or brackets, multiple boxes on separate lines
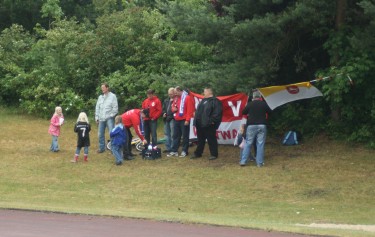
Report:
0,209,318,237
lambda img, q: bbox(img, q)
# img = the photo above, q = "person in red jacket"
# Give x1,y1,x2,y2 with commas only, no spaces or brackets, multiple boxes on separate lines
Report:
142,89,162,147
167,86,195,158
121,109,146,160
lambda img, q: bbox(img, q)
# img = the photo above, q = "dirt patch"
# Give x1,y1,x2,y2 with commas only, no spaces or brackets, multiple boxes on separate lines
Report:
303,188,329,198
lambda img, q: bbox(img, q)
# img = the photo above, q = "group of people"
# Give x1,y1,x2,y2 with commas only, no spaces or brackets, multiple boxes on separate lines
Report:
48,83,272,167
162,86,224,161
48,83,226,166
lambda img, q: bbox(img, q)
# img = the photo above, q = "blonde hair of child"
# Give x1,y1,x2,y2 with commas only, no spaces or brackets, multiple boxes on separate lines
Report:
77,112,89,123
114,115,122,125
54,106,63,115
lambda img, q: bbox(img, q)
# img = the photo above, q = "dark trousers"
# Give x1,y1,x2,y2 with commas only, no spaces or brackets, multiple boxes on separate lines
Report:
123,127,133,157
144,120,158,146
194,124,218,157
171,120,190,154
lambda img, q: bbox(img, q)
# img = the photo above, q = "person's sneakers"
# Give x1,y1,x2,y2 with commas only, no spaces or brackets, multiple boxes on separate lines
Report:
239,163,246,167
249,157,256,162
167,152,178,157
116,161,123,166
179,151,187,158
257,163,264,168
208,156,217,160
124,156,134,160
97,149,105,154
190,154,202,159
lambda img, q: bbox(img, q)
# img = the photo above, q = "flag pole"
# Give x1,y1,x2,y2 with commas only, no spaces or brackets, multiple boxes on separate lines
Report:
347,74,354,86
309,73,353,86
309,76,332,83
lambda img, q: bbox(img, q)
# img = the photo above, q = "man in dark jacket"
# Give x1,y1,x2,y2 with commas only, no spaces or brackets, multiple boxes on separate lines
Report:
191,87,223,160
162,87,175,153
240,90,272,167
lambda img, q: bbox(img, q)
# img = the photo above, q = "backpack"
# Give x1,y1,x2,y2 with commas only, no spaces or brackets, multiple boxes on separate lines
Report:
282,131,300,146
142,147,161,160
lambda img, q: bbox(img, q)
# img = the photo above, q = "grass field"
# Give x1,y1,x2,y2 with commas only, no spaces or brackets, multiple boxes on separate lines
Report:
0,107,374,237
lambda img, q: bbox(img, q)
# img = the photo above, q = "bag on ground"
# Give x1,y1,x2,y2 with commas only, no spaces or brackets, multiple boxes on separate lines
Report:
282,131,301,146
142,147,161,160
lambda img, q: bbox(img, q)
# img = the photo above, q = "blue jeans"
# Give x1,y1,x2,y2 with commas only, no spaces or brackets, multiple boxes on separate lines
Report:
98,118,115,152
50,135,59,151
144,120,158,146
238,133,256,161
112,144,123,164
75,146,89,155
164,119,174,151
240,125,267,166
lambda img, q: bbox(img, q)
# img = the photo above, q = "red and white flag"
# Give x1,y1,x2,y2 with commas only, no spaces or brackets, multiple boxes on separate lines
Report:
189,92,248,145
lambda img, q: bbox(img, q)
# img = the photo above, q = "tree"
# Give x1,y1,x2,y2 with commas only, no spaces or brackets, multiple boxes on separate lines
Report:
0,24,35,105
321,0,375,144
94,7,179,108
0,0,46,31
41,0,64,28
19,19,97,117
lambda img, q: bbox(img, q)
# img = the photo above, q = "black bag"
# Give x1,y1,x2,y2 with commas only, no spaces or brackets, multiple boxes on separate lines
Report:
142,148,161,160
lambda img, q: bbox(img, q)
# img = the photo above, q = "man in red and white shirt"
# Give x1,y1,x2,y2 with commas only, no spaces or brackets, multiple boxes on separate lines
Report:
167,86,195,158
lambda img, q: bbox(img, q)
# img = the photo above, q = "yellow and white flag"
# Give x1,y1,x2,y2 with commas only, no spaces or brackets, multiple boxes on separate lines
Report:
258,82,323,110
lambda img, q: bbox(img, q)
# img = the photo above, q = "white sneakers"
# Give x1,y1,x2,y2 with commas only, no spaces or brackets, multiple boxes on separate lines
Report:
166,152,178,157
166,151,187,157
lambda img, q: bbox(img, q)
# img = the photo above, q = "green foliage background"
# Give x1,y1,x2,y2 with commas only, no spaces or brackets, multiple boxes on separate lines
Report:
0,0,374,147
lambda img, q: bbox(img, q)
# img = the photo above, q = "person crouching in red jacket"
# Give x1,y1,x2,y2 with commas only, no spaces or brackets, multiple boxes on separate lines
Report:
121,109,146,160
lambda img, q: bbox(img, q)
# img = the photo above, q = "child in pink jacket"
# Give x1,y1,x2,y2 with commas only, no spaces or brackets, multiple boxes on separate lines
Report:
48,106,64,152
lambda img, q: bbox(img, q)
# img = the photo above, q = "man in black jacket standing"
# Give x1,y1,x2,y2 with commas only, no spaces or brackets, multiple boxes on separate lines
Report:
191,87,223,160
240,90,271,167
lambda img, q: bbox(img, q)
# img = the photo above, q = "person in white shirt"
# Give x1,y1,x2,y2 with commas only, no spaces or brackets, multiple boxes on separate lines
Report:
95,83,118,153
